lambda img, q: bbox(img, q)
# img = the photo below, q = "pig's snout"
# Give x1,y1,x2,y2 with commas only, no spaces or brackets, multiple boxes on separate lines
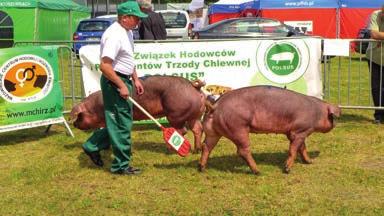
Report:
72,112,83,129
69,106,90,130
72,112,95,130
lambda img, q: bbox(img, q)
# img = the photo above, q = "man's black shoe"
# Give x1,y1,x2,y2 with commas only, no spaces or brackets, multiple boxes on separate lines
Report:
113,167,141,175
82,147,104,167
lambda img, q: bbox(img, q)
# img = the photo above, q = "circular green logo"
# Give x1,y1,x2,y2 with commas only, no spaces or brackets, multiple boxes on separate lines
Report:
256,40,310,84
265,43,300,76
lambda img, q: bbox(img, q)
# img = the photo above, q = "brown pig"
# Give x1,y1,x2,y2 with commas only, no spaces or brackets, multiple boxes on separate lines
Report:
199,86,341,174
70,75,206,152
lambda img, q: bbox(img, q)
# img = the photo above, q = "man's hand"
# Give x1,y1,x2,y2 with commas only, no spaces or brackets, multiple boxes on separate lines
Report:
118,85,129,100
134,79,144,95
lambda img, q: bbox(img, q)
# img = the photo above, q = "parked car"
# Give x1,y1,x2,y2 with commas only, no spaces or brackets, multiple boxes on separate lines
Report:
73,15,140,55
192,17,302,39
156,10,192,39
355,27,370,54
73,17,116,54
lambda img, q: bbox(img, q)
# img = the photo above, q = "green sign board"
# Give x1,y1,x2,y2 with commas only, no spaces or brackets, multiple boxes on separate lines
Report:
0,46,64,133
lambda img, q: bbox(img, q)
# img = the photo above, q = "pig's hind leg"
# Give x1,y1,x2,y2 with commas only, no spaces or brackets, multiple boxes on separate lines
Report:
198,135,220,172
285,133,309,173
299,142,313,164
230,131,260,175
187,119,203,153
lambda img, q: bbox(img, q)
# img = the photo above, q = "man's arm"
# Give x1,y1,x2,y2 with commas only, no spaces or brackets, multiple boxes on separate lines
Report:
369,11,384,40
370,30,384,40
100,56,129,99
131,67,144,95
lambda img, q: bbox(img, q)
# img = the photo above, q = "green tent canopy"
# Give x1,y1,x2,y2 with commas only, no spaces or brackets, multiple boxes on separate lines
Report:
0,0,90,48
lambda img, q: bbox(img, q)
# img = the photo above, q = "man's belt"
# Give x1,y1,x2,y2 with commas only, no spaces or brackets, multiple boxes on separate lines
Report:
115,71,131,79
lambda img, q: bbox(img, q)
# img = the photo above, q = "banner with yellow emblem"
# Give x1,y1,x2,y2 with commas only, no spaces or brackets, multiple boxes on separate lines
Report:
0,46,70,134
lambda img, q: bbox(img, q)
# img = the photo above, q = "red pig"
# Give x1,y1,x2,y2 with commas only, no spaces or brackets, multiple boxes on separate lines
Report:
70,75,206,152
199,86,341,174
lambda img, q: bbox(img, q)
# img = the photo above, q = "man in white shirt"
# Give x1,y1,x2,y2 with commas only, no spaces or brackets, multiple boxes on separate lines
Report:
82,1,147,175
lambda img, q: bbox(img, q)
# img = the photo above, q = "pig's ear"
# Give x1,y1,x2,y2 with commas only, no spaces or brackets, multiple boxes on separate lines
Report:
328,105,341,118
68,112,79,124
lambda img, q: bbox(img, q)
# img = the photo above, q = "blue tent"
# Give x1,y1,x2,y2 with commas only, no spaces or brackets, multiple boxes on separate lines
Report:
209,0,339,15
208,0,260,15
208,0,382,38
260,0,339,9
339,0,382,9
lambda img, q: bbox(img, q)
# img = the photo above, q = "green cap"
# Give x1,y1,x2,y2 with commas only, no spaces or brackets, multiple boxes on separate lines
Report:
117,1,148,18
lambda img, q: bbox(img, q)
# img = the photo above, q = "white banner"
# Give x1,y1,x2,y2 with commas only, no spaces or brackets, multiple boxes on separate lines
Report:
79,38,322,98
0,117,65,133
323,39,351,56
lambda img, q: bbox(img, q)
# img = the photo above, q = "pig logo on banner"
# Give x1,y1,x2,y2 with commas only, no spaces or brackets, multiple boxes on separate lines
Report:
0,55,53,103
256,41,309,84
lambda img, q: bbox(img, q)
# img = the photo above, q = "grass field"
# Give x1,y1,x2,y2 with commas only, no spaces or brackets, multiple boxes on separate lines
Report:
1,53,384,215
1,109,383,215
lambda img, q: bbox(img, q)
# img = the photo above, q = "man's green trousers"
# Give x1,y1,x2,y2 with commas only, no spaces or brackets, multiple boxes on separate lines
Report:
83,75,133,173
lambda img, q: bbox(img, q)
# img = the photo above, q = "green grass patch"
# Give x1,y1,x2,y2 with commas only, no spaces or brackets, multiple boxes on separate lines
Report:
1,109,384,215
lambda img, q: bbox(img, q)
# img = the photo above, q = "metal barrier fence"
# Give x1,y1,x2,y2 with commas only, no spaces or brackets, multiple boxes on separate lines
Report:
322,38,384,111
10,38,384,114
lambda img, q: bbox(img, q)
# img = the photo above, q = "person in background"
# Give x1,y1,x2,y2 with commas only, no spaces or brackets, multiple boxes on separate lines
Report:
366,5,384,124
137,0,167,40
82,1,147,175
